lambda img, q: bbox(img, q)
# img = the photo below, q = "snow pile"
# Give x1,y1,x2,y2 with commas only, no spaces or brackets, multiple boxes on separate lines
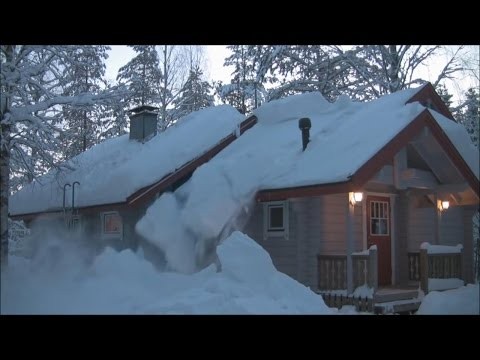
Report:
428,278,465,291
9,105,245,215
352,284,375,298
1,231,332,314
416,284,479,315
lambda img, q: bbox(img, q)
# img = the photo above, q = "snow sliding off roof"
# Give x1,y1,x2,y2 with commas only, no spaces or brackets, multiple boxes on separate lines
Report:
9,105,244,215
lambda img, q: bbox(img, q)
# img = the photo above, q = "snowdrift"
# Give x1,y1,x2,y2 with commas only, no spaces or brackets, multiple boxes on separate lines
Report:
1,231,332,315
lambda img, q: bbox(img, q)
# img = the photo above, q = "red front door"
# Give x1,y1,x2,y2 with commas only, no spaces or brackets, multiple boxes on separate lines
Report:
366,195,392,286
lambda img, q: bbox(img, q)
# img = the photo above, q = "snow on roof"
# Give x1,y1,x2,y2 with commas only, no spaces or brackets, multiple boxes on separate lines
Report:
429,110,479,180
9,105,244,215
248,88,423,189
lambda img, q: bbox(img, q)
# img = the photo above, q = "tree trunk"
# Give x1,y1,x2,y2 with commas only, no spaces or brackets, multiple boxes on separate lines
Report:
162,45,168,130
388,45,400,93
0,123,10,269
0,45,14,269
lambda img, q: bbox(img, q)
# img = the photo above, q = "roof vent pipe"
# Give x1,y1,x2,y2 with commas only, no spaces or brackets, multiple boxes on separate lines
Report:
298,117,311,151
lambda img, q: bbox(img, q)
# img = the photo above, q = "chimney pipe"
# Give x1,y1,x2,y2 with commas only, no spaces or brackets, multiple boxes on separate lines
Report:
298,117,311,151
129,105,159,142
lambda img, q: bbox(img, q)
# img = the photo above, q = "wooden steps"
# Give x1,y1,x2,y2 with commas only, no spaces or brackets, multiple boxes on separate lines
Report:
374,287,421,314
374,288,419,303
374,299,422,314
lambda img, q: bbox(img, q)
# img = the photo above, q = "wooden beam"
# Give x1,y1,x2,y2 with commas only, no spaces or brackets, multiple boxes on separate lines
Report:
401,168,438,189
393,149,407,190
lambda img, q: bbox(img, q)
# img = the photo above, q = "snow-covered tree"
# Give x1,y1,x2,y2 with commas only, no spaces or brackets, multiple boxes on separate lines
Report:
457,87,479,147
216,45,267,114
435,83,454,112
157,46,209,129
173,66,214,119
1,45,124,268
158,45,181,130
60,45,110,159
336,45,464,99
116,46,163,108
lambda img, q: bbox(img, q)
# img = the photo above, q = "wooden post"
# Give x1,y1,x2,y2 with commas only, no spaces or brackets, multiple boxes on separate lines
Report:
459,246,464,283
434,194,440,245
346,199,354,294
420,248,429,294
368,246,378,292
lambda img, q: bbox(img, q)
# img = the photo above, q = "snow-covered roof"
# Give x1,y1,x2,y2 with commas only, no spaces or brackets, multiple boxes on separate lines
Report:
202,87,478,193
195,88,421,195
9,105,245,215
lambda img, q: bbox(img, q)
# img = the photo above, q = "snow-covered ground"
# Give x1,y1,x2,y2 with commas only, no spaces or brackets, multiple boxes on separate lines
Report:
416,284,479,315
0,231,333,315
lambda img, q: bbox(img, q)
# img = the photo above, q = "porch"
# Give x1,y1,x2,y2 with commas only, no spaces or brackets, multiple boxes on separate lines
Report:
316,243,465,313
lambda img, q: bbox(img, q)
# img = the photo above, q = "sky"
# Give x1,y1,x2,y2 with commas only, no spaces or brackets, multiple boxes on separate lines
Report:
105,45,478,106
106,45,233,84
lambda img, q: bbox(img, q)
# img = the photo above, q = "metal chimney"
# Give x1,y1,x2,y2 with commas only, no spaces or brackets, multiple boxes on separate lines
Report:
129,105,159,142
298,117,311,151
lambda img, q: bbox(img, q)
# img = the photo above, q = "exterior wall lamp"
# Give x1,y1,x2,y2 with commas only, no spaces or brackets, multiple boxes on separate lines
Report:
349,192,363,205
437,199,450,211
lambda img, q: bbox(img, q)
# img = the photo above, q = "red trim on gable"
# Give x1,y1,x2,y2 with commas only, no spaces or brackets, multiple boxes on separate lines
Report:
423,111,480,198
406,82,455,121
349,111,428,188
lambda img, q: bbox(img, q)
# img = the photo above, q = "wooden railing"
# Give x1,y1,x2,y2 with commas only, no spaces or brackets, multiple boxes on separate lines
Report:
317,247,378,293
408,252,421,281
419,245,463,293
317,255,346,290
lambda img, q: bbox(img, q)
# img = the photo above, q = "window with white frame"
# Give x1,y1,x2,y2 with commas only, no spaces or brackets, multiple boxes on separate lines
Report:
102,212,122,236
263,201,289,239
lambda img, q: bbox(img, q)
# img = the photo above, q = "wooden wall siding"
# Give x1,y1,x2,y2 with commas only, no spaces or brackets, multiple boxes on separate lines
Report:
244,202,298,280
439,206,464,246
245,193,363,290
408,200,436,250
313,194,346,254
395,191,410,285
463,207,476,283
309,194,363,289
243,201,263,241
369,165,394,185
292,198,310,286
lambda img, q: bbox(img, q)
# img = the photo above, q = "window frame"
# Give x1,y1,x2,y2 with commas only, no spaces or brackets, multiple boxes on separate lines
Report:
101,211,123,239
263,200,289,240
369,200,389,236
